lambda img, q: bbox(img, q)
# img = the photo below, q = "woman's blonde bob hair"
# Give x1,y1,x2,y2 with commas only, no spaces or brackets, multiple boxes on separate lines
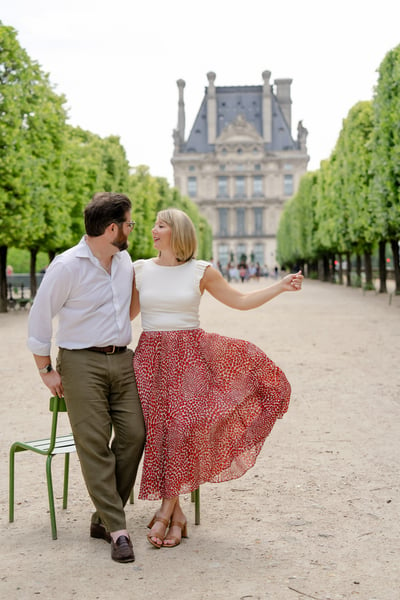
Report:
157,208,197,262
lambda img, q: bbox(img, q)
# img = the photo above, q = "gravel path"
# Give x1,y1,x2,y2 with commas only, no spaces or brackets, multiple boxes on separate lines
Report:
1,278,399,600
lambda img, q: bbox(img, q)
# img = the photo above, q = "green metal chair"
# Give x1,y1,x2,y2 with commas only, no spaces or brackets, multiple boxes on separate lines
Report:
9,396,76,540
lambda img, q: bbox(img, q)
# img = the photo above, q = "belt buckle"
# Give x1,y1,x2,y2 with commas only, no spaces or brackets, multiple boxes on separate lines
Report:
106,345,116,355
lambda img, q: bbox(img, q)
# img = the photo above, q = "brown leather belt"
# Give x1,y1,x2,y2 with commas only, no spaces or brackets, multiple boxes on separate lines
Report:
85,345,127,354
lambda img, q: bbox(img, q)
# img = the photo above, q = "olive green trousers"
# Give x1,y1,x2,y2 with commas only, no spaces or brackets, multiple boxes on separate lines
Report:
57,348,145,532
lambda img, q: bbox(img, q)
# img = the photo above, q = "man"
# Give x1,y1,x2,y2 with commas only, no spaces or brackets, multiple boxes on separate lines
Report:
27,192,145,563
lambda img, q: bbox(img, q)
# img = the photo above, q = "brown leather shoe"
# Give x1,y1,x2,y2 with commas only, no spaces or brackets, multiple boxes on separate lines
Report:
111,535,135,563
90,522,111,543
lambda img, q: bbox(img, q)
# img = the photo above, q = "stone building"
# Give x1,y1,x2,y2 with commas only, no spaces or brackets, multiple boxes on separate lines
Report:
171,71,309,272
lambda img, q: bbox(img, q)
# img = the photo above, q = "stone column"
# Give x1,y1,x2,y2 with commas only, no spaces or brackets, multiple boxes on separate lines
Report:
176,79,186,143
262,70,272,144
207,71,217,144
274,78,292,131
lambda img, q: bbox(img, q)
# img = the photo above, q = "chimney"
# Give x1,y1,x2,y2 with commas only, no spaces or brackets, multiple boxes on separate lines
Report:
262,70,272,144
176,79,186,143
206,71,217,144
274,78,292,131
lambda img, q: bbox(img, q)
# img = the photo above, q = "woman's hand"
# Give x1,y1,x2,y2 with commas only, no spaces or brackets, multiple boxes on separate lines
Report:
280,270,304,292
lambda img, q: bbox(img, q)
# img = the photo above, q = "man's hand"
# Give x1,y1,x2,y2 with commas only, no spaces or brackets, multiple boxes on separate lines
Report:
40,369,64,398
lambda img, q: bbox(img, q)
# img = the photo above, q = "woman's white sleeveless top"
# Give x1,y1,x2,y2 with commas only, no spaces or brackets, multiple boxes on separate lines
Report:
133,258,211,331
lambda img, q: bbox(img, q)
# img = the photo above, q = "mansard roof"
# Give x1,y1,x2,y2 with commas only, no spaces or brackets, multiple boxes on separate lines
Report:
183,85,296,154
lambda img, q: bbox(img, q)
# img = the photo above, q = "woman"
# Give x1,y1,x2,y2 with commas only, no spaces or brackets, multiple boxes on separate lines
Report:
130,208,303,549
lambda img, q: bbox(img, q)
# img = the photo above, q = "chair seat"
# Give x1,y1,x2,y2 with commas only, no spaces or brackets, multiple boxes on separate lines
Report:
14,434,76,455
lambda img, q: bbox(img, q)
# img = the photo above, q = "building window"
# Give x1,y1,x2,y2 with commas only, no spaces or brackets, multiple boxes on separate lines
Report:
236,207,245,235
188,176,197,197
218,244,229,266
219,164,226,171
236,243,247,264
235,176,245,198
218,208,228,236
253,243,264,266
253,176,263,197
254,164,261,171
189,165,195,171
253,207,263,234
284,163,293,170
217,176,228,198
284,174,293,196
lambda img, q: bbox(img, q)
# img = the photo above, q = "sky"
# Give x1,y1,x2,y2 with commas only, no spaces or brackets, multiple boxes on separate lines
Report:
2,0,400,185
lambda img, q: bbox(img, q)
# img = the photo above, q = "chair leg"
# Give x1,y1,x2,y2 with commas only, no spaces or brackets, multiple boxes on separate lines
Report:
63,453,70,510
46,455,58,540
191,487,201,525
9,446,16,523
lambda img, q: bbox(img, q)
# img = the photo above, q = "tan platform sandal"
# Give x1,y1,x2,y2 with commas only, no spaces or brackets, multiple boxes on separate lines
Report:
147,513,170,549
163,519,188,548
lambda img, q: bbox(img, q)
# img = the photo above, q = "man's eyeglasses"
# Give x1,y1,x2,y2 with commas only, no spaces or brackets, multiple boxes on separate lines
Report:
116,220,136,229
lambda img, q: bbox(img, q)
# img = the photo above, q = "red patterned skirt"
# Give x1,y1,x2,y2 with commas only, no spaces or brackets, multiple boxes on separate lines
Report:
133,329,291,500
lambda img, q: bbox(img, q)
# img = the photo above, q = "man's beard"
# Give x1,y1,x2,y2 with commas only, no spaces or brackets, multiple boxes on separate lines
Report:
112,233,128,251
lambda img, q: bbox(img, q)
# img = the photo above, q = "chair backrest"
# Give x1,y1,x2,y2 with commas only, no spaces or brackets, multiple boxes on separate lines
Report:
49,396,68,412
47,396,68,454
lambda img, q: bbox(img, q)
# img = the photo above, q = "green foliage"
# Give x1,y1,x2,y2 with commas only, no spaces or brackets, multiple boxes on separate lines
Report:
277,45,400,294
370,44,400,239
62,127,132,248
331,101,376,252
126,166,212,261
0,21,212,310
277,171,319,267
7,248,48,273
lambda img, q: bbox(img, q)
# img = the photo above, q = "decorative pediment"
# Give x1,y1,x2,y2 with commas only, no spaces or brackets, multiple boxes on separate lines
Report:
216,114,263,146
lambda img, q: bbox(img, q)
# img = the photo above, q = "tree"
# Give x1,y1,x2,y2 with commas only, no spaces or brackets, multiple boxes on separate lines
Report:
332,101,376,289
0,23,68,310
370,44,400,294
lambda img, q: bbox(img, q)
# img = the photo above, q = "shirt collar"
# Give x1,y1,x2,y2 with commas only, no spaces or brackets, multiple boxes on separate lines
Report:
76,236,123,263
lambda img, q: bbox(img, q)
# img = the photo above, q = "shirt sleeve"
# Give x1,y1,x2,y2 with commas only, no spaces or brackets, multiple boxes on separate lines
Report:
194,260,212,291
27,260,73,356
133,259,145,291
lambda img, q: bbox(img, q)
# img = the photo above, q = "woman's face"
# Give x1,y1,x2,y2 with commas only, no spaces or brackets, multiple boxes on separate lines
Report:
152,218,172,252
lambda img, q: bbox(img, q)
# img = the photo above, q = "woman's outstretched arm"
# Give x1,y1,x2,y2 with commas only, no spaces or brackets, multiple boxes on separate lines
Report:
201,266,303,310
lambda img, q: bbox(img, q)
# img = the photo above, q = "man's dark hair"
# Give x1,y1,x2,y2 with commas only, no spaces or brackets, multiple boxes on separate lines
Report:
84,192,132,236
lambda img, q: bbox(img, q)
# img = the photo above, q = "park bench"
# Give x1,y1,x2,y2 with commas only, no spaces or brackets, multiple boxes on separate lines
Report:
7,282,31,310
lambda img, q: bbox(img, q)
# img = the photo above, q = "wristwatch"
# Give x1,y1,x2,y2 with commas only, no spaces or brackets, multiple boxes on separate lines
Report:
38,364,53,374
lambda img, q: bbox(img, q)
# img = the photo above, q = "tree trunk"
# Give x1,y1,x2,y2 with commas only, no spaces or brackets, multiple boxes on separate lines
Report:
323,255,330,282
318,258,324,281
378,240,387,293
0,245,8,313
346,251,352,287
338,253,343,285
356,254,362,287
364,251,374,290
330,255,336,283
312,261,318,278
391,239,400,295
30,248,38,299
